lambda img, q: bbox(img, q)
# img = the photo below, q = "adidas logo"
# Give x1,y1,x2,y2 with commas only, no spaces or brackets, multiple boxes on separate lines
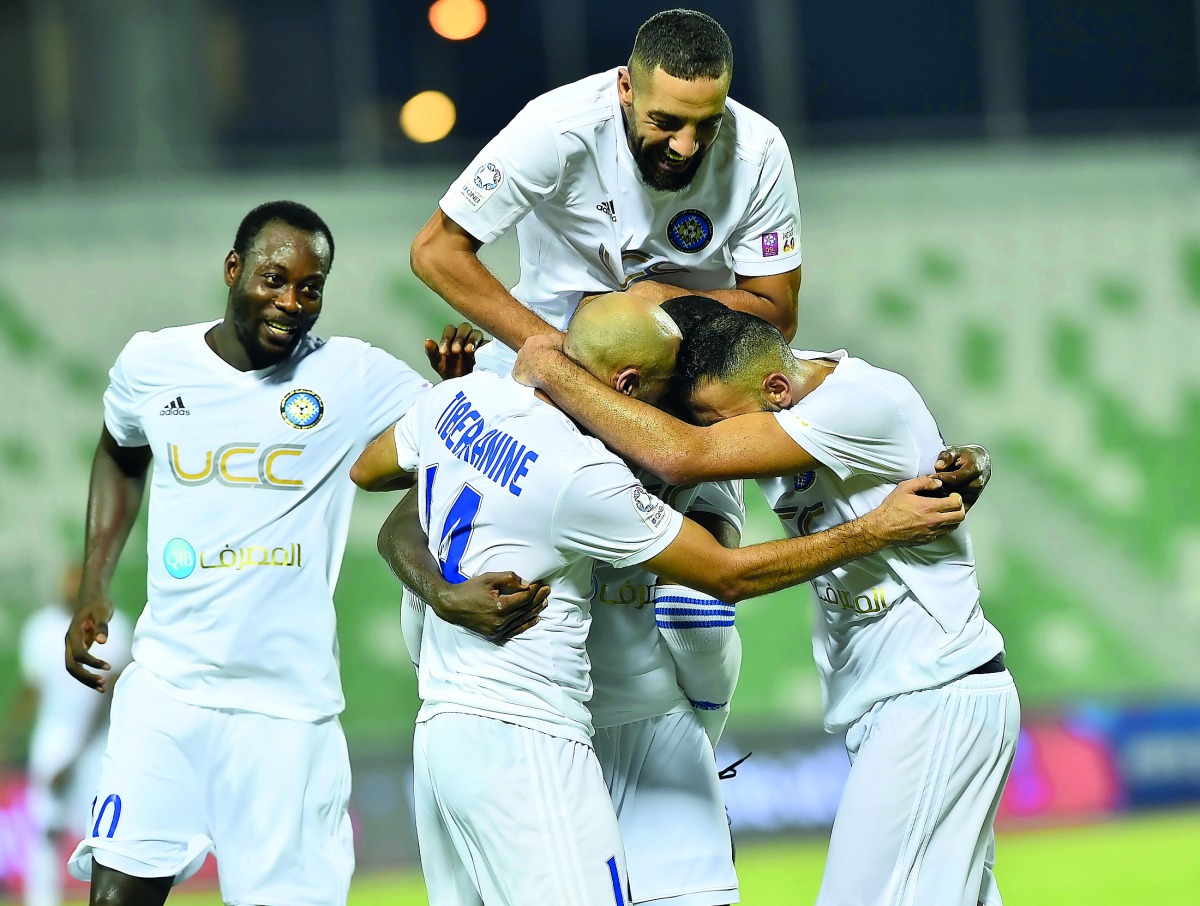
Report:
596,200,616,222
160,395,190,416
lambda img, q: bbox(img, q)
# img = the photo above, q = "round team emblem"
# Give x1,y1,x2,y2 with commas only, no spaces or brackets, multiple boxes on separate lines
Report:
163,538,196,579
666,209,713,253
280,389,324,429
794,470,816,492
474,162,503,191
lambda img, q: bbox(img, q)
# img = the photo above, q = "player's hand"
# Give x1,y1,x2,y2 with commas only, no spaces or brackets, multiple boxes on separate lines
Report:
430,571,550,642
64,596,115,692
425,322,487,380
512,331,566,388
865,476,966,547
932,444,990,510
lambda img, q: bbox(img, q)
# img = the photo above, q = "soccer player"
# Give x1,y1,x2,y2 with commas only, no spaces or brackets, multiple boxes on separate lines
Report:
411,7,802,380
59,201,543,906
9,564,131,906
514,308,1019,906
351,293,969,906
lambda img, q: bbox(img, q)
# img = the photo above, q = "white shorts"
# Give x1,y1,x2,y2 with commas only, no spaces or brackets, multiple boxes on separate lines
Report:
414,712,630,906
817,669,1020,906
595,712,738,906
67,662,354,906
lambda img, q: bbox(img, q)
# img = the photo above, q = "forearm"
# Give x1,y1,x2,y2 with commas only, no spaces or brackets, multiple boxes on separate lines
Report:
533,352,714,483
412,244,555,351
377,489,454,607
676,287,796,340
708,517,886,603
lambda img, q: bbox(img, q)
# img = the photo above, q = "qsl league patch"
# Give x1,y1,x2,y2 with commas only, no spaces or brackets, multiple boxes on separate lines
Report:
474,162,503,191
280,389,324,429
666,209,714,253
761,231,779,257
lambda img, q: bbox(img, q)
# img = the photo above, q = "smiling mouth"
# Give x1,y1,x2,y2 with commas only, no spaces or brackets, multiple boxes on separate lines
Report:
263,320,300,341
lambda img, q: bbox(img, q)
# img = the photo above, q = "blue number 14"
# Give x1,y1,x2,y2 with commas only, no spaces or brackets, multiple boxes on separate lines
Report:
430,467,482,584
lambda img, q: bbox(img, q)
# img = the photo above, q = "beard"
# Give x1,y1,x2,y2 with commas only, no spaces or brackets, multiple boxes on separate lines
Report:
626,121,708,192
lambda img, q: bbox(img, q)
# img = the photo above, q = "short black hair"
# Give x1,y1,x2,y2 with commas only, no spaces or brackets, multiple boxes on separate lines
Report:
630,9,733,83
675,309,792,400
660,294,730,341
232,200,335,270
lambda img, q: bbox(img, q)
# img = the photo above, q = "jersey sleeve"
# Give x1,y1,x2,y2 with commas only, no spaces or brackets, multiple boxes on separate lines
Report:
357,344,432,444
686,479,746,535
437,101,562,245
391,399,425,474
774,379,920,482
102,336,150,447
727,126,802,277
551,462,684,569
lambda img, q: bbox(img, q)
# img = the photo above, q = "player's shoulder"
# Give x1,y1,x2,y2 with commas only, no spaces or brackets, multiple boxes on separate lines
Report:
723,95,789,167
119,320,215,360
525,69,619,136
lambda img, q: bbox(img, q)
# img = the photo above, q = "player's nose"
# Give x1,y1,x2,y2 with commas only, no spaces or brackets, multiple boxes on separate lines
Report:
669,128,698,158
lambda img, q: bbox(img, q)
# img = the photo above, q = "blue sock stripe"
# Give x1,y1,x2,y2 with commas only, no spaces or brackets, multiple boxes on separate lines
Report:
653,605,735,617
689,699,728,710
656,618,736,629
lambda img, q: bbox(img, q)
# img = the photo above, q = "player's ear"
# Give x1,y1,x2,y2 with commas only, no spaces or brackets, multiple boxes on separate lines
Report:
613,366,640,398
763,372,793,408
224,251,240,288
617,67,634,109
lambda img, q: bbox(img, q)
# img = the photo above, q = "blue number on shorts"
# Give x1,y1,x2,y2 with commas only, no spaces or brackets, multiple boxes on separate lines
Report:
92,793,122,838
607,856,626,906
437,483,483,583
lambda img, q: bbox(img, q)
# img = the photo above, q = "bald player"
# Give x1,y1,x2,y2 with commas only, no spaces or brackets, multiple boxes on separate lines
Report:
353,294,969,906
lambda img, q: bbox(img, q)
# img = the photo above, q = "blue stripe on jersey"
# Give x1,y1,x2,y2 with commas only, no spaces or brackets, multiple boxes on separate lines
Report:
655,606,736,616
689,699,727,710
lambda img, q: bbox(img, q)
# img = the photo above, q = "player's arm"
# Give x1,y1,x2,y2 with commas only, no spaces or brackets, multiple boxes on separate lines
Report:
411,210,558,352
625,266,801,341
644,476,964,603
377,489,548,641
350,424,416,492
66,426,151,691
514,335,812,485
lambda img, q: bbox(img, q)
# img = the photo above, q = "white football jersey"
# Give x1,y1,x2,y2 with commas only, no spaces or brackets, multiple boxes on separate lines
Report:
757,351,1004,732
588,477,745,728
439,68,802,373
103,321,430,720
391,371,684,744
20,603,132,779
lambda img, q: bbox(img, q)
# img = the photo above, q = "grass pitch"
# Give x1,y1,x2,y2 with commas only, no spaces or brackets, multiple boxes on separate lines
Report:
70,809,1200,905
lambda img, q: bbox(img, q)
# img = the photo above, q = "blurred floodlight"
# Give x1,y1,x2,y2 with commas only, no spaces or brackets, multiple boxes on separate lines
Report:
400,91,457,143
428,0,487,41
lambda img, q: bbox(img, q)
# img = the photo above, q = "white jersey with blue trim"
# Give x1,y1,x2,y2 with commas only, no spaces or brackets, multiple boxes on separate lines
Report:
392,372,685,745
103,321,430,721
438,68,801,374
758,350,1004,732
587,476,744,728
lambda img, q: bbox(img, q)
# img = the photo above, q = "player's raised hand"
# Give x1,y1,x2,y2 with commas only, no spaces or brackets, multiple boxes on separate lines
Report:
512,331,566,387
64,595,115,691
866,476,966,547
431,570,550,642
932,444,990,510
425,322,487,379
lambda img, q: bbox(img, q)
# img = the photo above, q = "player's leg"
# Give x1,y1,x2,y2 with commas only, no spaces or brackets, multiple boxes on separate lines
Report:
88,864,172,906
207,710,355,906
24,779,63,906
422,712,630,906
596,712,739,906
816,670,1020,906
412,719,486,906
67,663,213,903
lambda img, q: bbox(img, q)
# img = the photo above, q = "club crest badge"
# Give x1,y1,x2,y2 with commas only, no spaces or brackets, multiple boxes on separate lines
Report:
280,389,324,429
794,470,816,492
666,209,713,253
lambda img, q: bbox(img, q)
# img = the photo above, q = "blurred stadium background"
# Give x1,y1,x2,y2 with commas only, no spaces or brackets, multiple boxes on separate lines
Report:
3,1,1200,903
